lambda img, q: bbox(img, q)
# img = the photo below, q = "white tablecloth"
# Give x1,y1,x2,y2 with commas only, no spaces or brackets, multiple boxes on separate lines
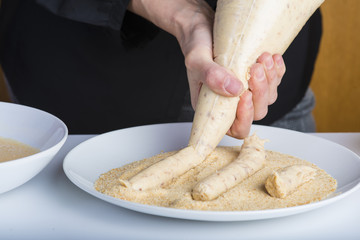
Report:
1,133,360,240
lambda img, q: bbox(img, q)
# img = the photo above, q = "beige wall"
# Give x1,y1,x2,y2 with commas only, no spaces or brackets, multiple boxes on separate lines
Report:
311,0,360,132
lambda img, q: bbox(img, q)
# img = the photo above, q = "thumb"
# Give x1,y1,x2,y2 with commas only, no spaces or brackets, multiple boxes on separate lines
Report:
203,62,244,97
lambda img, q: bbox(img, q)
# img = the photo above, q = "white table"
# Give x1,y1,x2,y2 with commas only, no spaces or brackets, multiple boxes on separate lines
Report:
1,133,360,240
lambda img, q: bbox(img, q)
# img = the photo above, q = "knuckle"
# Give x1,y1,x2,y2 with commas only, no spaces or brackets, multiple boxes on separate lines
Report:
268,92,278,105
229,125,250,140
277,64,286,78
257,52,272,63
254,107,268,120
251,81,268,98
281,65,286,76
274,55,286,77
267,68,278,81
204,67,223,89
251,63,263,76
184,50,199,71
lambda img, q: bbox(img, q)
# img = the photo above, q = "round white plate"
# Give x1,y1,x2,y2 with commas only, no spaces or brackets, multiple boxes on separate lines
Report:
63,123,360,221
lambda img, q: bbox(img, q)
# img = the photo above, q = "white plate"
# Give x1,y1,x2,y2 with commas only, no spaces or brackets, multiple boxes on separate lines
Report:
63,123,360,221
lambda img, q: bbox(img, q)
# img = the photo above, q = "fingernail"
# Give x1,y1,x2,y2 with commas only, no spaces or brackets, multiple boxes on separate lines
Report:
275,56,284,67
224,78,242,95
265,57,274,70
255,67,265,81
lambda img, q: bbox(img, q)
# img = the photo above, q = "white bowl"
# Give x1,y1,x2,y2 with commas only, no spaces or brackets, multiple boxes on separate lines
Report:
0,101,68,193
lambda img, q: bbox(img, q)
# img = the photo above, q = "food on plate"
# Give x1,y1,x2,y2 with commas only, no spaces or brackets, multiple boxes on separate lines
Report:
95,144,337,211
192,134,267,201
95,0,330,211
0,137,39,163
265,164,317,198
119,146,203,191
122,0,324,192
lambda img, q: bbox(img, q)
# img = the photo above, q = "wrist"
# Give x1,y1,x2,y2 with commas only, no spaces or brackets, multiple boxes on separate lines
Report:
128,0,182,36
128,0,214,51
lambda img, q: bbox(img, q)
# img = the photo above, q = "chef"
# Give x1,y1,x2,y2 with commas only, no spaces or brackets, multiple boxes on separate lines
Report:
0,0,321,136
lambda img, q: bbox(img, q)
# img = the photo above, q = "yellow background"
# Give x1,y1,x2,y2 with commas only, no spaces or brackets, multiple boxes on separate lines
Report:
310,0,360,132
1,0,359,132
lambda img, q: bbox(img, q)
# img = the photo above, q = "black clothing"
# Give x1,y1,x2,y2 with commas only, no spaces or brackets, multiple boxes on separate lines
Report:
0,0,322,134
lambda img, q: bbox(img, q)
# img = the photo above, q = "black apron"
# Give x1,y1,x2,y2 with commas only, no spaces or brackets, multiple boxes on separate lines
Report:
0,0,322,134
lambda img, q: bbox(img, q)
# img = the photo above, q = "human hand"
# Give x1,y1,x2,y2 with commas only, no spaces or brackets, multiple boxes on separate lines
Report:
171,5,286,138
227,53,286,138
185,42,286,139
128,0,286,139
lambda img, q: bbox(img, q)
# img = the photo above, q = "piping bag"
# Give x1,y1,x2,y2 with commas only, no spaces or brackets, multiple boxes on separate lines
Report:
189,0,325,158
121,0,325,191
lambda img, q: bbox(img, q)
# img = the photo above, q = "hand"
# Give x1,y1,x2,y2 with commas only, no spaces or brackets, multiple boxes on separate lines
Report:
186,45,286,139
128,0,241,107
227,53,286,138
128,1,286,139
171,8,286,139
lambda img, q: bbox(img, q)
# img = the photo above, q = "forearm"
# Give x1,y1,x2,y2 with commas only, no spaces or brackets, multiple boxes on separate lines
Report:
127,0,214,54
